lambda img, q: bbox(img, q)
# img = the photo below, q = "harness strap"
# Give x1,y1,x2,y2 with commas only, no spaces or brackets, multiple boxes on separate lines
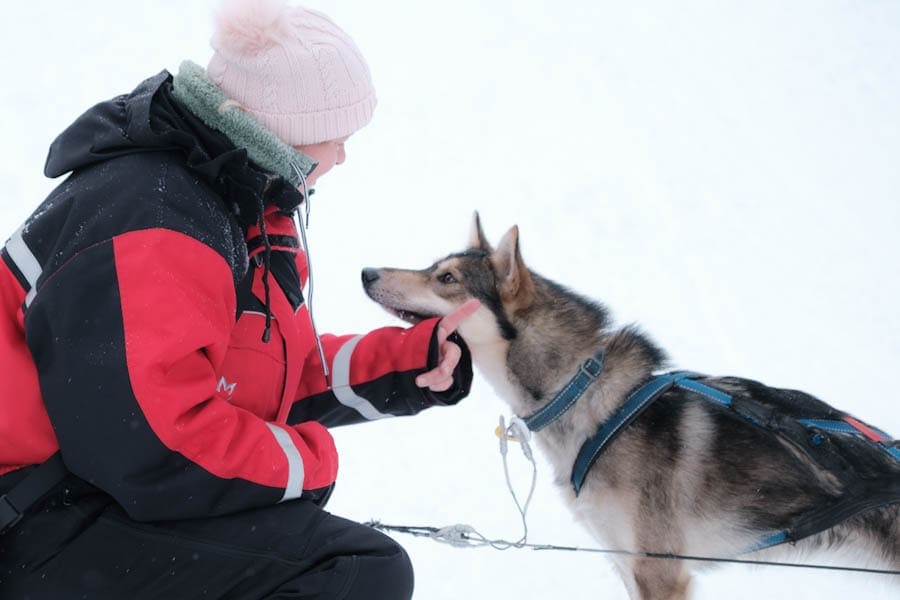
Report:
798,418,900,460
523,350,605,432
0,451,67,535
750,477,900,553
790,478,900,541
571,371,725,494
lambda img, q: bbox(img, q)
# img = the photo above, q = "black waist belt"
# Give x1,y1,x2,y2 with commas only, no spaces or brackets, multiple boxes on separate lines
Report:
0,451,67,534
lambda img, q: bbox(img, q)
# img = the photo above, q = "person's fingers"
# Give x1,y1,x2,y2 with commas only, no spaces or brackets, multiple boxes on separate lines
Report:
438,341,462,373
427,377,453,392
415,341,461,389
416,368,452,389
415,321,471,390
436,299,481,343
415,369,436,387
415,368,453,391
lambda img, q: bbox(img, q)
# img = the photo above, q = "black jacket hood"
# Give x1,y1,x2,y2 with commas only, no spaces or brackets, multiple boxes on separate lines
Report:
44,71,304,227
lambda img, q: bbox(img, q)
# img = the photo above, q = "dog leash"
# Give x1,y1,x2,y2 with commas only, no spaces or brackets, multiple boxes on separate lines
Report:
366,415,900,577
366,519,900,576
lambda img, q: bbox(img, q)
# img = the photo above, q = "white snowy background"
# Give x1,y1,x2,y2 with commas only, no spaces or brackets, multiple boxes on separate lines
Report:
2,1,898,598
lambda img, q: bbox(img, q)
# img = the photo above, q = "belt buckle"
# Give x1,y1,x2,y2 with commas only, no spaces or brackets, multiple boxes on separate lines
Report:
0,494,23,534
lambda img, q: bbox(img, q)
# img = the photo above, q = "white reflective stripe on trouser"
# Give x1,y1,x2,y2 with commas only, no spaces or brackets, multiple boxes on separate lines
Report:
265,423,305,501
6,224,42,307
332,335,391,421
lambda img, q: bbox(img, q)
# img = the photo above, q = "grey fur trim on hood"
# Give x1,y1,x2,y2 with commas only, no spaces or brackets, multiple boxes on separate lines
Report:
172,60,317,187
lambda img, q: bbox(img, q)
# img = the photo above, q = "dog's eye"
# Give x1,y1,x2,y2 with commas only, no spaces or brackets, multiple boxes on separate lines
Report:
438,272,457,284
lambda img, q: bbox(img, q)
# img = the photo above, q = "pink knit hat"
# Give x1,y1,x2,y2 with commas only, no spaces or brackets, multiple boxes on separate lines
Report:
207,0,377,146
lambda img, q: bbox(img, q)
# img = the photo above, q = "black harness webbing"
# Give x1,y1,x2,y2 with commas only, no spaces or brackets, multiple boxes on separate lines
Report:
780,478,900,545
0,451,67,535
566,370,900,552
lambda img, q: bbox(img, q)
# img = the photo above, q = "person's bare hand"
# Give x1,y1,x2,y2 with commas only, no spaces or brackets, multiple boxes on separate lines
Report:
415,299,481,392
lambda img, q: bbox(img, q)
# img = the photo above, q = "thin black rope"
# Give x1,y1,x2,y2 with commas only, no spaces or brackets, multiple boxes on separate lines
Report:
256,195,272,343
366,521,900,577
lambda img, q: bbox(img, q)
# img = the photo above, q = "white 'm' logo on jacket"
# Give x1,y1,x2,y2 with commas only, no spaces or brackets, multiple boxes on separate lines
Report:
217,376,237,401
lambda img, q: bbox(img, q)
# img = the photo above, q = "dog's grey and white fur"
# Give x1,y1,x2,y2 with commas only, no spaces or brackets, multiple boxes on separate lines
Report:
362,213,899,599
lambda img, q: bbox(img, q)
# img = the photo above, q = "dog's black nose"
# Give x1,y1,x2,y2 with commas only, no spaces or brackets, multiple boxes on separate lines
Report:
361,268,380,286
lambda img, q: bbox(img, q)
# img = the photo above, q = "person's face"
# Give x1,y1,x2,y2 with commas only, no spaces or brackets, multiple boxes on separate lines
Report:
294,136,349,188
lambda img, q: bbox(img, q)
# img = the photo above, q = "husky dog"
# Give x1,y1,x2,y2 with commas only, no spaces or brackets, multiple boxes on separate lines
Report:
362,213,900,600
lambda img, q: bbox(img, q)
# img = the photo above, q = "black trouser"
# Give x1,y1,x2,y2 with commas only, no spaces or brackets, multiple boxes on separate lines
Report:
0,470,413,599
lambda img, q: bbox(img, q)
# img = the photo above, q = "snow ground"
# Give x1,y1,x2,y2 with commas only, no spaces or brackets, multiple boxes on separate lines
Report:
2,1,898,598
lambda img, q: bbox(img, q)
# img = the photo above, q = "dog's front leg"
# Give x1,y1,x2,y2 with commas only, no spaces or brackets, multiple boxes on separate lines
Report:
627,558,692,600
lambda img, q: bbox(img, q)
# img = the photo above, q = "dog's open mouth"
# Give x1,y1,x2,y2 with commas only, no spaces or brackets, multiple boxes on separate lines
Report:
385,307,440,324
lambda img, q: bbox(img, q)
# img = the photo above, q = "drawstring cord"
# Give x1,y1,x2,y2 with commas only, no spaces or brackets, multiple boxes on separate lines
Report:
252,161,329,386
257,195,273,343
289,160,330,385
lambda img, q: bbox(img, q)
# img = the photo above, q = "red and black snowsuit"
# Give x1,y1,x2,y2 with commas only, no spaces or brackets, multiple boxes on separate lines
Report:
0,71,471,598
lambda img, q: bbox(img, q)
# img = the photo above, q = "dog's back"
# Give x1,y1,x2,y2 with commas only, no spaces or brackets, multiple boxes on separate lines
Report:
603,375,900,567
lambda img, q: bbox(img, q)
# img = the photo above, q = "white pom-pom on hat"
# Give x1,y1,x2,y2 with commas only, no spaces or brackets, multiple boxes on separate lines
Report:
212,0,292,55
207,0,377,146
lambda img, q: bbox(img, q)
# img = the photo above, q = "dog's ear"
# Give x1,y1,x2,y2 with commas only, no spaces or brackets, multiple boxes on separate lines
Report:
468,211,493,251
493,225,534,308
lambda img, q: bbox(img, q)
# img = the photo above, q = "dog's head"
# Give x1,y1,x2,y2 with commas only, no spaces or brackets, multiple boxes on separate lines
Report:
362,212,534,344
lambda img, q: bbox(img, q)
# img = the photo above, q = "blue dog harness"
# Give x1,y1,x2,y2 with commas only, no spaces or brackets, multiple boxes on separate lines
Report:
570,370,732,495
522,349,606,433
520,352,900,552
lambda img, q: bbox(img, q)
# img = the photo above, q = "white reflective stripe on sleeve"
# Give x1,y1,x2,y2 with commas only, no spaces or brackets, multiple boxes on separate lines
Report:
332,335,391,420
265,423,305,501
6,225,42,307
